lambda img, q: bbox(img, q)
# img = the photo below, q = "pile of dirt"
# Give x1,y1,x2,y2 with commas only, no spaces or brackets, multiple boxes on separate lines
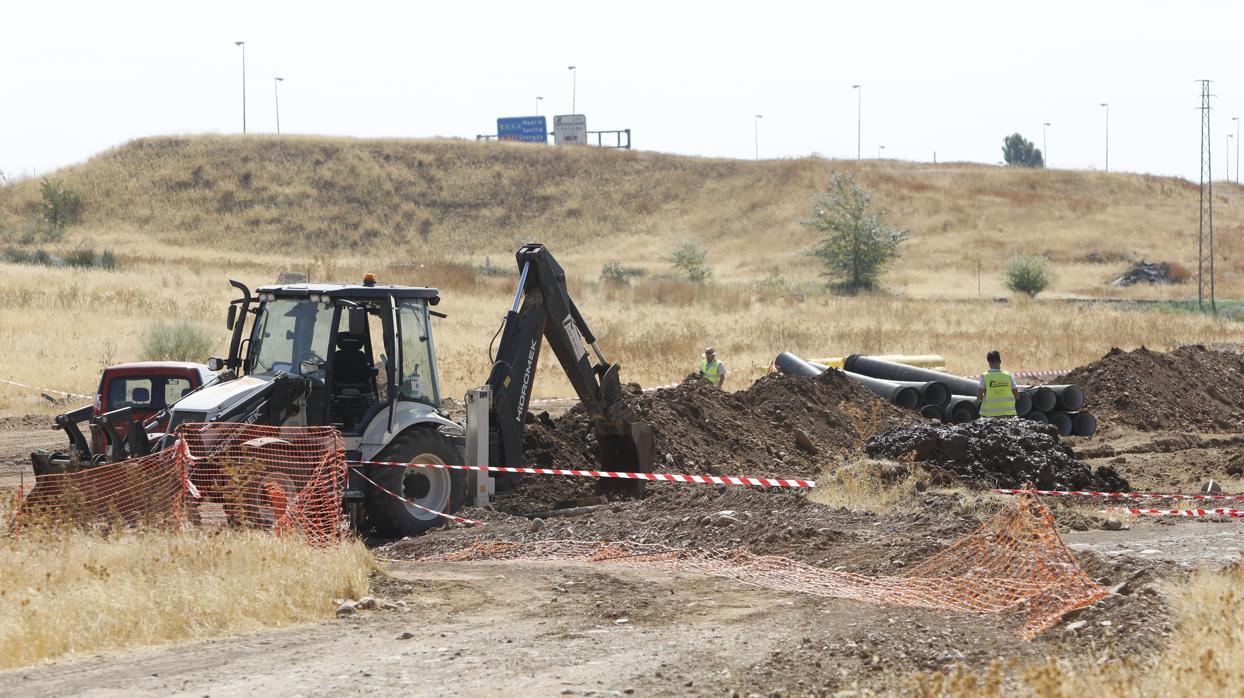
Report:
1065,345,1244,433
387,485,980,574
504,371,917,514
864,419,1129,491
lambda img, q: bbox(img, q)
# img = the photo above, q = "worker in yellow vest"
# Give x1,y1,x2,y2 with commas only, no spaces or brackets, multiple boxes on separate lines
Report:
699,347,726,389
976,350,1019,417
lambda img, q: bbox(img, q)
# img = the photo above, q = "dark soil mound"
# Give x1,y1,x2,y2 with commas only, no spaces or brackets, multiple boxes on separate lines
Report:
504,370,916,514
1065,345,1244,432
864,418,1129,491
387,485,979,573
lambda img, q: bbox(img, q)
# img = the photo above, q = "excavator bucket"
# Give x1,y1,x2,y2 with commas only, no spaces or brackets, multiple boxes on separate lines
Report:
596,422,655,499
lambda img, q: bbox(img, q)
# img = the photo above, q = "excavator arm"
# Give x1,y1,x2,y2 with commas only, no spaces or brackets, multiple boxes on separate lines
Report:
485,244,655,496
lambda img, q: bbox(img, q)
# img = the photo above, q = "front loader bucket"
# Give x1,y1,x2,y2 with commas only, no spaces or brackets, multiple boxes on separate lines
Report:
596,422,655,499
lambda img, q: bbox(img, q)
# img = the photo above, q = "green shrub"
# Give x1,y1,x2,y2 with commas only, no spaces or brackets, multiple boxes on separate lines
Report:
666,241,712,283
1004,254,1050,297
600,260,646,287
803,172,909,293
65,247,97,268
2,245,117,270
38,178,83,230
141,321,215,362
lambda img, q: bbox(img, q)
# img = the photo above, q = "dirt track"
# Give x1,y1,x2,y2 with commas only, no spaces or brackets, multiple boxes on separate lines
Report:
0,559,1072,697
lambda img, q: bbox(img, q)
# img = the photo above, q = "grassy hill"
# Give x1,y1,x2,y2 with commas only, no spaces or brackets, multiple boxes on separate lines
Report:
1,135,1242,414
3,135,1241,297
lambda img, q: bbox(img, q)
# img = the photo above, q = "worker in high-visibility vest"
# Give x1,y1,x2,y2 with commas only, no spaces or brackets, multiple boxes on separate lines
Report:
699,347,726,389
976,349,1019,417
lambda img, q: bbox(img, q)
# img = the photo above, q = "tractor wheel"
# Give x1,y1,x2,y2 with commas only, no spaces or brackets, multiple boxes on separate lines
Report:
363,429,468,538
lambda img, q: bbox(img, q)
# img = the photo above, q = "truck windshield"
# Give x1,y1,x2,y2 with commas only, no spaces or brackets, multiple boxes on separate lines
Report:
398,300,439,407
250,298,333,375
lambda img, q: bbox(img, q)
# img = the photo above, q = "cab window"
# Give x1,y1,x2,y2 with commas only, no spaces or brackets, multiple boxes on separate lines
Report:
398,300,439,406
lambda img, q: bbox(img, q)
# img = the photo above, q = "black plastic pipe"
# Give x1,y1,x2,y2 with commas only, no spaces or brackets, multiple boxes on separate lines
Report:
810,361,950,408
842,371,921,410
844,355,981,396
1073,411,1097,437
1047,385,1086,411
919,404,944,421
1024,410,1049,424
1014,391,1033,417
1023,386,1057,413
945,396,979,423
1049,411,1074,437
774,352,822,378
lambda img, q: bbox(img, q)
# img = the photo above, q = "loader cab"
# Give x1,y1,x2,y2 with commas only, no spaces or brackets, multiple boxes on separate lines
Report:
238,280,443,434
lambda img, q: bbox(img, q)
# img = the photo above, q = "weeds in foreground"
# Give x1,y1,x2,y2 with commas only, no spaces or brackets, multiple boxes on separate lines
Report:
907,563,1244,696
0,528,373,669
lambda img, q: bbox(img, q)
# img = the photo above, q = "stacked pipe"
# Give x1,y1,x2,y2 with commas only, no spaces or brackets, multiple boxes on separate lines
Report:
774,352,953,422
839,354,1097,436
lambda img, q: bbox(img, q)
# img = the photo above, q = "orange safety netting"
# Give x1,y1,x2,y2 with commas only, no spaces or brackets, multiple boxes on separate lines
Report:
414,495,1105,637
16,424,346,545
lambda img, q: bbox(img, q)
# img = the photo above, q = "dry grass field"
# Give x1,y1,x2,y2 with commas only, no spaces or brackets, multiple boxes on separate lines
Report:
912,562,1244,696
0,527,372,668
0,135,1241,415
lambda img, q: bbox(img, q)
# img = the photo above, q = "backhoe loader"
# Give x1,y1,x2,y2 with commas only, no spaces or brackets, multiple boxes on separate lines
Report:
32,244,655,536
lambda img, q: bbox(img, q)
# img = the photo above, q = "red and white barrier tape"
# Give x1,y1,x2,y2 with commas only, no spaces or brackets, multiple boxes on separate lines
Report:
0,377,92,400
1105,506,1244,518
964,370,1072,381
350,459,815,489
994,488,1244,502
349,467,484,526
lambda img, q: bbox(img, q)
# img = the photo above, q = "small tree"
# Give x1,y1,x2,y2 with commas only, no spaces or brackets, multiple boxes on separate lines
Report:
803,172,909,293
600,259,645,287
1004,254,1050,297
666,241,712,283
38,178,83,230
1002,133,1045,168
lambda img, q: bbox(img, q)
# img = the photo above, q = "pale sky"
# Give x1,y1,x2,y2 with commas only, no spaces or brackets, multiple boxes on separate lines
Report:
4,1,1243,182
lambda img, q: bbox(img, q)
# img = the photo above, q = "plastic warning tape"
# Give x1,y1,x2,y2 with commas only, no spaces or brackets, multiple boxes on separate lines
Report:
349,467,484,526
1105,506,1244,518
963,370,1072,381
994,488,1244,501
0,377,92,400
350,459,815,488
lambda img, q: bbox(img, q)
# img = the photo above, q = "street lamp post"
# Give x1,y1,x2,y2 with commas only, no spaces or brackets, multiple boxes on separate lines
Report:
1229,134,1234,184
235,41,247,133
878,145,886,159
1042,122,1051,166
274,77,284,134
568,66,577,114
754,114,763,160
536,96,543,116
852,84,861,160
1100,103,1109,172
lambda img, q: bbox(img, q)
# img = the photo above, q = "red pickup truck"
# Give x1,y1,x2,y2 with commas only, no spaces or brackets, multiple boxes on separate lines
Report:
92,362,215,451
